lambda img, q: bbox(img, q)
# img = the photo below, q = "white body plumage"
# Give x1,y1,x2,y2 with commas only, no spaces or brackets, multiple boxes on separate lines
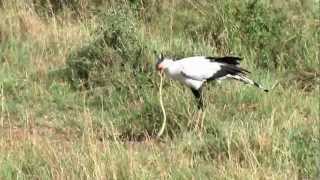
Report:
161,56,222,90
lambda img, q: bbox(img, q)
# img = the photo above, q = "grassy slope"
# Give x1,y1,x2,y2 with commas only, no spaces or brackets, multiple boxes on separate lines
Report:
0,0,319,179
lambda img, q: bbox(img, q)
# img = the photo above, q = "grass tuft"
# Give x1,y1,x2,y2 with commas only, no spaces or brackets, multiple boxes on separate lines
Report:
0,0,319,179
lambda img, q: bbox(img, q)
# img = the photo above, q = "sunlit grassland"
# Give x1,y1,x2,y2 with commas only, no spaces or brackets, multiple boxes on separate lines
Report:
0,0,319,179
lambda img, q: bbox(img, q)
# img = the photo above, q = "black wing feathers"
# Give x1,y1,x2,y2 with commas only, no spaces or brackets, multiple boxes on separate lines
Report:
205,56,250,81
206,56,242,65
208,65,250,81
222,64,250,74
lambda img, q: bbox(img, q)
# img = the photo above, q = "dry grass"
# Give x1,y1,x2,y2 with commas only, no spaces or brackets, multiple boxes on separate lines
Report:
0,0,319,179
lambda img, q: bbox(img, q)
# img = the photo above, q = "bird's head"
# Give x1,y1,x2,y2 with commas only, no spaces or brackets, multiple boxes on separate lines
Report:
155,52,164,72
155,52,173,73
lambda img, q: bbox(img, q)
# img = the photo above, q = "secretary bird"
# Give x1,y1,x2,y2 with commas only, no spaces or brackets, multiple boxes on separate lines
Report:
156,53,268,109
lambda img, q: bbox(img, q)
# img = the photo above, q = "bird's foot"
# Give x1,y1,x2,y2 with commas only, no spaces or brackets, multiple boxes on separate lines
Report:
194,110,206,137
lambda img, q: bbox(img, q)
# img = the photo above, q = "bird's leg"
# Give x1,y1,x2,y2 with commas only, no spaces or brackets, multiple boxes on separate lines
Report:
191,87,203,110
197,87,206,136
195,110,206,139
190,87,205,132
198,82,207,131
193,106,207,138
199,110,206,134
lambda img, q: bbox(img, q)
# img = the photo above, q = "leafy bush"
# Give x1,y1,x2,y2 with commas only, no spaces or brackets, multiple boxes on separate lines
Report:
65,6,168,138
66,7,148,89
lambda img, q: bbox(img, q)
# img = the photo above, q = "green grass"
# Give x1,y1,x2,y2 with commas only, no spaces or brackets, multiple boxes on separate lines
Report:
0,0,319,179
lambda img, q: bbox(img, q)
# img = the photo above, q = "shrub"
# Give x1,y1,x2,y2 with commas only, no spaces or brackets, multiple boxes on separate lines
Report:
66,7,147,89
